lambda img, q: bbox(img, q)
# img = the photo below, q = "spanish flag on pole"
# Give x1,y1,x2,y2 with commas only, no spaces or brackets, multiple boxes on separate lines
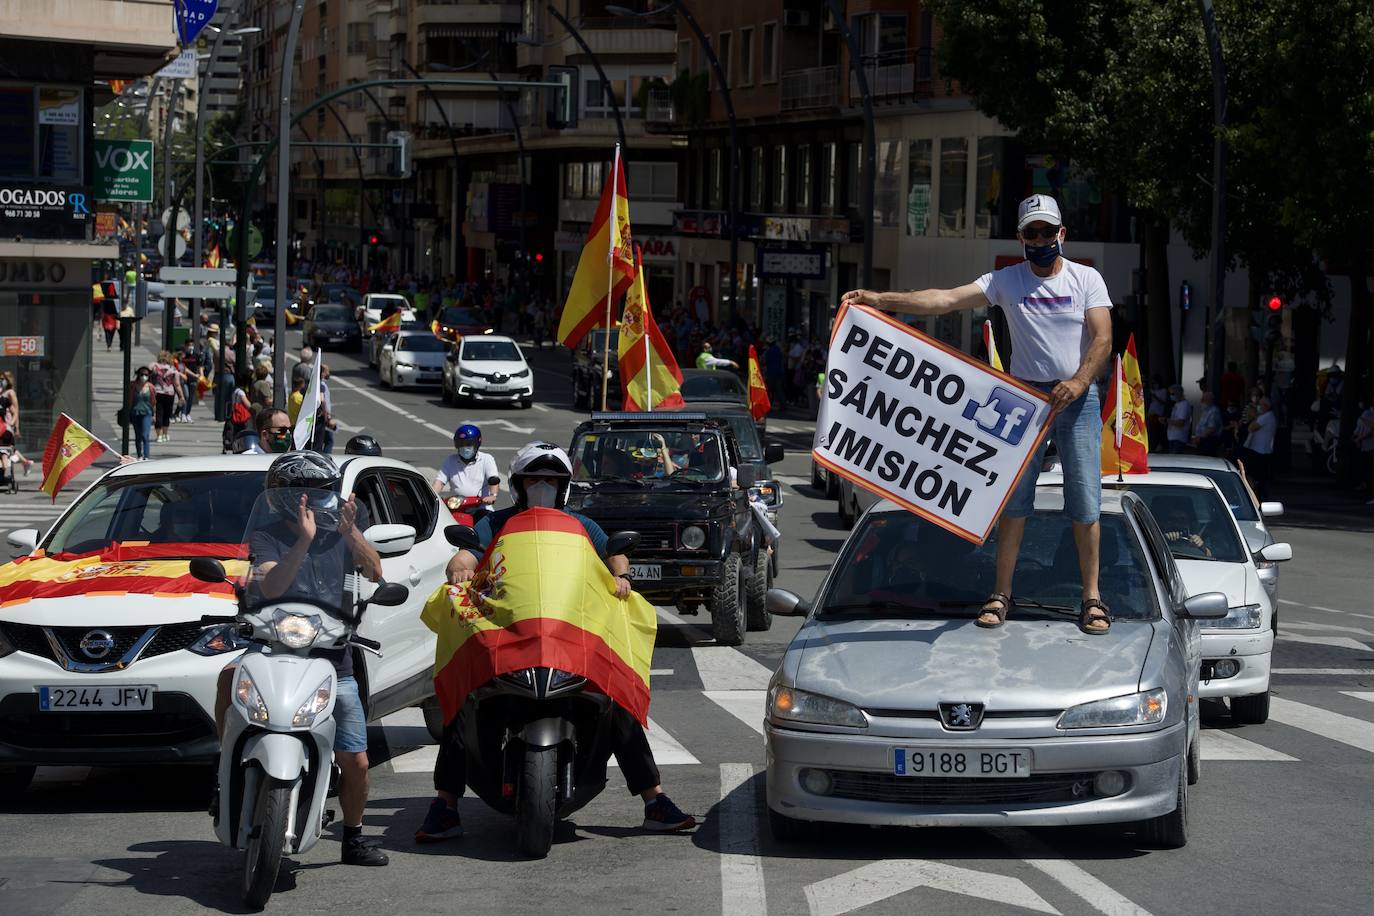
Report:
40,414,110,502
368,311,402,335
618,245,684,411
747,345,771,421
556,144,635,348
421,509,658,725
1100,334,1149,476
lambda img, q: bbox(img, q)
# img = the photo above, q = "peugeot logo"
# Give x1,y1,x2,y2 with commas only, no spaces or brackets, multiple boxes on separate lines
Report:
79,629,116,660
938,702,984,731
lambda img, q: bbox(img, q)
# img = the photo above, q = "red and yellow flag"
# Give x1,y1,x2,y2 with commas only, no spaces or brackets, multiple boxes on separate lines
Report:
368,311,402,335
204,244,221,269
0,542,248,608
556,146,635,348
982,319,1004,372
421,508,658,725
41,414,109,502
618,247,684,412
1101,334,1149,475
747,345,771,421
109,80,128,96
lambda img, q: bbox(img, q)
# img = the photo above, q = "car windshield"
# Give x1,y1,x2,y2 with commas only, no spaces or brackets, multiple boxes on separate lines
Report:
461,339,521,361
313,306,350,322
820,509,1159,621
44,471,265,556
440,307,480,326
396,334,445,353
369,296,408,311
588,329,619,354
1175,467,1258,521
1109,484,1248,563
681,373,745,400
243,488,369,615
718,414,762,460
570,429,727,485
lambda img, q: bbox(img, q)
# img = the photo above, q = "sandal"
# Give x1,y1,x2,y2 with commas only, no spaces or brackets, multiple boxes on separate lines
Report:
975,593,1012,629
1079,598,1113,635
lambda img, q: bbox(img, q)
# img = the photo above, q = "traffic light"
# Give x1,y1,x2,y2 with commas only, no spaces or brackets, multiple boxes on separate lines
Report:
533,251,544,262
1267,295,1282,312
547,65,578,130
1265,295,1284,344
386,130,412,179
368,233,380,246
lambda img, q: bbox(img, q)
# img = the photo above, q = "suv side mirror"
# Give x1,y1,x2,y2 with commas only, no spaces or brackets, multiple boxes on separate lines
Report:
1256,542,1293,563
766,588,811,617
736,465,757,488
7,528,38,555
189,557,228,584
445,524,481,549
764,442,785,464
1260,501,1284,518
607,531,641,556
1181,591,1229,620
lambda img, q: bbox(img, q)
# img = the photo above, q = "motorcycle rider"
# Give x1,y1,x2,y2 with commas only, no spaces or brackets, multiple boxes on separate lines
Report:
414,442,696,842
433,422,500,514
214,452,390,866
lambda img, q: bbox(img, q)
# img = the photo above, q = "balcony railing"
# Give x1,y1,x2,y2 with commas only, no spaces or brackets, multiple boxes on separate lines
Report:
781,65,839,111
644,87,674,125
848,48,938,102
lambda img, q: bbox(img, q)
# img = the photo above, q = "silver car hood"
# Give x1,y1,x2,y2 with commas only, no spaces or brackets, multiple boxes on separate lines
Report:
791,617,1157,712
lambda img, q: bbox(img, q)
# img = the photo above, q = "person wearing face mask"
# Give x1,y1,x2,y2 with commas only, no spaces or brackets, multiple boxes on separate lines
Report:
240,408,294,455
841,194,1114,635
432,423,500,515
128,367,155,460
417,442,696,842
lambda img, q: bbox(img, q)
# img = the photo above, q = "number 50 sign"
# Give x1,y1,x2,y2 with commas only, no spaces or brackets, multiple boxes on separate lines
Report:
1,336,44,357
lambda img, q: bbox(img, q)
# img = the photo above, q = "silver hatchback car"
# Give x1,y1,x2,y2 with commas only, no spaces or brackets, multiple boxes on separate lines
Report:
764,489,1228,848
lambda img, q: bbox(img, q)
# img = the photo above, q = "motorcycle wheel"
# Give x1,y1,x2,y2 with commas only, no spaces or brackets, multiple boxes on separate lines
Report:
242,778,292,910
515,746,558,859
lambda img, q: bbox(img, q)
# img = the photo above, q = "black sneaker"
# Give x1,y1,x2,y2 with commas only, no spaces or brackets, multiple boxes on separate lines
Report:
342,836,389,866
642,793,696,832
415,797,464,843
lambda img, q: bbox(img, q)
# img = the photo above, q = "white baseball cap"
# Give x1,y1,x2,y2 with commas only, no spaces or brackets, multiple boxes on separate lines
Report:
1017,194,1062,231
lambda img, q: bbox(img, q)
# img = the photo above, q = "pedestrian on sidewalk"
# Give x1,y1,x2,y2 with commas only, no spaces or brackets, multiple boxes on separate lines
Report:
250,361,274,414
1354,393,1374,503
0,426,33,481
151,351,179,444
128,367,155,460
1241,397,1278,502
0,371,21,436
1166,384,1193,454
1191,390,1223,456
227,370,255,451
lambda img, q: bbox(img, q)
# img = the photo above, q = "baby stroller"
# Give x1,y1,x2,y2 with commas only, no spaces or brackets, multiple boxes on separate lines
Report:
0,447,20,494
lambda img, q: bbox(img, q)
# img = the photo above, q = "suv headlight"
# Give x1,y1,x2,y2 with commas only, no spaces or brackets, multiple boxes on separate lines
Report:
272,611,322,649
189,623,252,656
1204,604,1263,629
235,669,270,724
1058,688,1167,729
769,686,867,728
513,368,531,378
681,525,707,550
292,677,333,727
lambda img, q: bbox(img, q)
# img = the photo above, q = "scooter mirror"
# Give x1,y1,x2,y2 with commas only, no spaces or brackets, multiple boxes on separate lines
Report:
371,582,410,606
189,557,228,584
606,531,641,556
445,524,481,549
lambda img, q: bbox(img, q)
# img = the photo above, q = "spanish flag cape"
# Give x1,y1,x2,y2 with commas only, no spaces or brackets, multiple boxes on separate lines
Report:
747,345,771,421
421,508,658,725
0,542,247,608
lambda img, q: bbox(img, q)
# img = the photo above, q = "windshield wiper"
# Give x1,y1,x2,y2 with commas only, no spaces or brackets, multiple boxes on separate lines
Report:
940,598,1079,618
595,476,647,488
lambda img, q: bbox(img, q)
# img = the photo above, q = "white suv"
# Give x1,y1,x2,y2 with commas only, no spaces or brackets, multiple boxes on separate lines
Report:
0,454,454,796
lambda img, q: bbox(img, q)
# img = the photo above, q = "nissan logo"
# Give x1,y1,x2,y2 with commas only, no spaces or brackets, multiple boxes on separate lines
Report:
79,630,116,660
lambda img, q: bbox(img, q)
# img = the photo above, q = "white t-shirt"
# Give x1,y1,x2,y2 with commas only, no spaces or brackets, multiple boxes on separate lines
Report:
435,451,501,497
1247,410,1277,455
975,260,1112,383
1168,399,1193,443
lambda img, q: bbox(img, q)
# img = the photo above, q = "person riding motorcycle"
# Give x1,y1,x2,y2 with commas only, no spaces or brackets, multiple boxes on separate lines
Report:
415,442,696,842
433,422,500,515
213,452,389,866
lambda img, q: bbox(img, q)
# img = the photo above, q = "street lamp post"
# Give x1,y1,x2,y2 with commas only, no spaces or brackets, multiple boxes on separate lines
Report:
274,0,308,406
162,78,184,344
825,0,876,290
1196,0,1228,397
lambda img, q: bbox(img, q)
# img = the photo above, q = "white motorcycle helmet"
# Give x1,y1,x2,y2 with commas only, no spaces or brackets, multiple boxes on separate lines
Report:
509,441,574,510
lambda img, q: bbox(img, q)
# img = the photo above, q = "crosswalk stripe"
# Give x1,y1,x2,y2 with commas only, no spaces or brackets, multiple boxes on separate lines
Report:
1340,691,1374,704
1269,697,1374,754
1276,633,1371,652
1200,728,1297,761
704,689,767,736
1273,668,1374,676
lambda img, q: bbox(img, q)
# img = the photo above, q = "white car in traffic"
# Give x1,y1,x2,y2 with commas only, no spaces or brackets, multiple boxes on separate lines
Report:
0,455,455,796
357,293,415,337
441,334,534,408
379,332,447,388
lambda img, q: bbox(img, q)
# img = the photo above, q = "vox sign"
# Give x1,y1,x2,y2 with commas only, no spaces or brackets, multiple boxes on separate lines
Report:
93,139,154,203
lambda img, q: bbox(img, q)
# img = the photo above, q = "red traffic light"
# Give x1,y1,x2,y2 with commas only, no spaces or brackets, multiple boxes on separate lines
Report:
368,234,379,245
534,252,544,262
1267,295,1283,312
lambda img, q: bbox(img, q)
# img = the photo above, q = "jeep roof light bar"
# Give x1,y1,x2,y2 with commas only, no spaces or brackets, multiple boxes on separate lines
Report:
588,411,712,422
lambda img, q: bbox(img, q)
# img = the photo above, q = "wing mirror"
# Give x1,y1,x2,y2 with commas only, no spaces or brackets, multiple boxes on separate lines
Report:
736,464,757,488
370,582,410,607
1181,591,1229,620
606,531,641,556
766,588,811,617
7,528,38,556
445,524,481,549
365,524,417,557
764,442,785,464
1260,501,1285,518
189,557,228,584
1256,542,1293,563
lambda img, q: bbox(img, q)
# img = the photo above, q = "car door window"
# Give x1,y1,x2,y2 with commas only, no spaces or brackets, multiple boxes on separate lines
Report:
383,473,437,539
351,474,391,527
1132,502,1186,606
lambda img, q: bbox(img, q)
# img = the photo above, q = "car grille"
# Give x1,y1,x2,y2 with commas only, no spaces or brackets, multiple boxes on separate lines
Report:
821,769,1102,805
1,621,208,666
0,692,215,749
49,626,148,662
142,622,210,658
632,522,678,551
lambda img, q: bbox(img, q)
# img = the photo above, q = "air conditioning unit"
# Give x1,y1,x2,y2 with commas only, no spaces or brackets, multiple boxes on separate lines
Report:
783,9,810,28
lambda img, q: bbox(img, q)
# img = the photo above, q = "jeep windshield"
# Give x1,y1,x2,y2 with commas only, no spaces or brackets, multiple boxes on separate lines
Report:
570,428,727,485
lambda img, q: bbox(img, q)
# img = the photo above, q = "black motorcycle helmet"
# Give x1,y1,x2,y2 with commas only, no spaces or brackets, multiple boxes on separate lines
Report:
264,451,341,514
344,434,382,457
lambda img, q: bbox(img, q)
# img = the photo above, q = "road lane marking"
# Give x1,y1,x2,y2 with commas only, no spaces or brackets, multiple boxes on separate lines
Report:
1200,729,1297,761
997,828,1153,916
805,859,1060,916
719,763,768,916
655,607,775,691
1269,697,1374,754
704,690,767,736
1276,634,1370,652
1273,668,1374,676
611,717,699,766
532,403,550,412
1282,620,1374,637
1339,691,1374,703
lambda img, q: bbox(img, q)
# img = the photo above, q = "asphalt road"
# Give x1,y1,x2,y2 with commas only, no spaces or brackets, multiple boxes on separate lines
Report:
2,329,1372,915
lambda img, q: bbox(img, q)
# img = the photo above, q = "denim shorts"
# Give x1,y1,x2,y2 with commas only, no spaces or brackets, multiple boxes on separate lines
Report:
333,676,368,754
1004,380,1103,524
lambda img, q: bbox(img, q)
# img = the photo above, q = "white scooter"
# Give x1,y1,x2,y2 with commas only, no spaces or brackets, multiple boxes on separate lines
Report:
189,487,410,910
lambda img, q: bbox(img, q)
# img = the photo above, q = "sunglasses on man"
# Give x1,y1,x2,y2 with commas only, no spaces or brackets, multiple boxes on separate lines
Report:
1021,225,1062,241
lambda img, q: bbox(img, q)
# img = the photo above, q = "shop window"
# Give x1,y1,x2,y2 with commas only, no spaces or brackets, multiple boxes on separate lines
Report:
564,161,583,199
938,137,968,237
906,139,932,236
976,136,1019,239
585,160,605,199
0,85,84,183
627,161,678,201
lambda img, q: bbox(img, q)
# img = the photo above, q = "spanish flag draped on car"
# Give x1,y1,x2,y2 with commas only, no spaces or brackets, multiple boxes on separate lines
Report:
421,508,658,725
0,541,247,608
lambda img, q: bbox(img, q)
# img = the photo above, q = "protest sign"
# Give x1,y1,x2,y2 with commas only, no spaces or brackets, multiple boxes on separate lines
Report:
813,304,1052,544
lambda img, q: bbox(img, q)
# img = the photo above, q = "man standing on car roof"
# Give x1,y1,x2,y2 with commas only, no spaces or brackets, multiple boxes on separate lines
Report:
841,194,1114,636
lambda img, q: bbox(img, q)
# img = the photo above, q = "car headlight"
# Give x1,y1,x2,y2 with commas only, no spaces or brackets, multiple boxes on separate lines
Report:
292,677,333,727
189,623,252,656
1058,688,1167,729
1254,560,1278,571
272,611,322,649
459,367,476,378
1204,604,1263,629
235,669,270,724
769,686,867,728
395,360,414,368
681,525,707,550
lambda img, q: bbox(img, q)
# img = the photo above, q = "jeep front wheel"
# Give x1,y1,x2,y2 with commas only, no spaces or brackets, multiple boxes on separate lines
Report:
745,554,772,631
710,553,747,646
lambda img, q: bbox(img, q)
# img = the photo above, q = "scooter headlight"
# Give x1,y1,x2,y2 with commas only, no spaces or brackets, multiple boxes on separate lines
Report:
292,677,334,727
235,669,270,724
273,611,322,649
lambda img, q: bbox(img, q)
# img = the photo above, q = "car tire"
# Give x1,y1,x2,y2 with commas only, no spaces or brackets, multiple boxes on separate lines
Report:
838,488,856,529
0,764,35,797
768,807,816,843
710,553,747,646
1230,691,1270,725
745,554,772,632
810,461,826,493
1139,756,1188,849
1187,734,1201,786
520,397,533,410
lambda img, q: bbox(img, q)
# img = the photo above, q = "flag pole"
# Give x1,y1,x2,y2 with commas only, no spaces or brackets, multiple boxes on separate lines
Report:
600,143,622,411
1114,353,1125,482
640,247,652,410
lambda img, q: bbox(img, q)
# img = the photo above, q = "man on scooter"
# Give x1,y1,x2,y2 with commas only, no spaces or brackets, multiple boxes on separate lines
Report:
433,422,500,517
414,442,697,842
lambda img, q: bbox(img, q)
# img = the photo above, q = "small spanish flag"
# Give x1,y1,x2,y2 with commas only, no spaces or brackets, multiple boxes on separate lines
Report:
430,317,440,337
747,345,771,421
41,414,110,502
368,311,403,335
204,244,221,269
